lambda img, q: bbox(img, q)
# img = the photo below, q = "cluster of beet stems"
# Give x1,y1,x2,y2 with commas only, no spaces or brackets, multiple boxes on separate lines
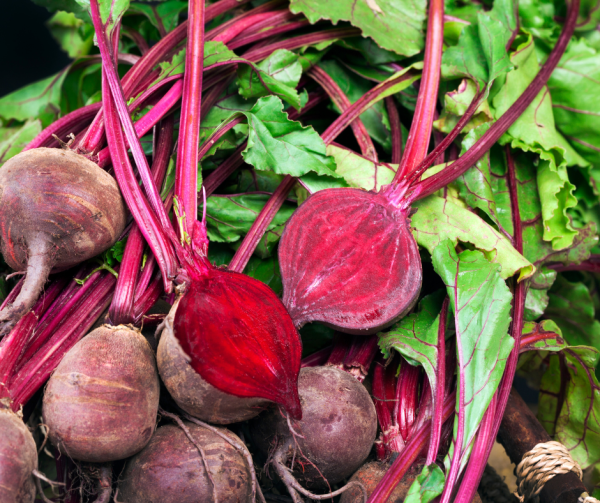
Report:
0,0,582,500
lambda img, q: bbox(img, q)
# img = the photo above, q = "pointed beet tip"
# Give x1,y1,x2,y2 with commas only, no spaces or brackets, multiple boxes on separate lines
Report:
281,389,302,420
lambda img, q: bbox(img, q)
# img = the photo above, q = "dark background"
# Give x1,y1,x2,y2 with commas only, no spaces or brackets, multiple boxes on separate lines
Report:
0,1,71,97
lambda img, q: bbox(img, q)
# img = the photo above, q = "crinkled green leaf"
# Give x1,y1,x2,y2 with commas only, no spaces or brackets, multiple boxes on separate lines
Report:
490,148,598,273
200,193,295,244
318,60,391,151
539,346,600,469
0,69,69,122
129,1,187,33
237,49,303,108
547,39,600,166
47,11,94,58
518,0,557,44
404,464,446,503
0,120,42,165
432,240,514,457
524,288,550,321
289,0,427,57
379,291,445,410
493,32,588,250
411,195,534,280
242,96,338,178
546,275,600,350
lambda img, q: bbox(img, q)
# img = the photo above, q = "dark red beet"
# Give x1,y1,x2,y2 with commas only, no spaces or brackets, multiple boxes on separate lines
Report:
158,298,270,424
0,148,126,331
0,406,37,503
279,187,421,334
250,366,377,492
43,325,160,462
118,422,252,503
173,257,303,419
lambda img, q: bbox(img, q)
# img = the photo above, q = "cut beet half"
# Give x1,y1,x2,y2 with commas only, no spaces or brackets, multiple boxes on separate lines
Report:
279,188,421,334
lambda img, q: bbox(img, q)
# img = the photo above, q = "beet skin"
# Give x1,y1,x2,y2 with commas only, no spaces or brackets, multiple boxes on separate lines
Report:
43,325,160,462
0,148,126,329
118,422,252,503
0,407,37,503
251,366,377,489
158,300,270,424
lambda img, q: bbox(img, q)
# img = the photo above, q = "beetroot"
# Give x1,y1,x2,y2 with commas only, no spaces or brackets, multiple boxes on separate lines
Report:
157,298,270,424
0,406,37,503
0,148,126,331
117,422,252,503
279,187,421,335
42,325,160,462
251,366,377,495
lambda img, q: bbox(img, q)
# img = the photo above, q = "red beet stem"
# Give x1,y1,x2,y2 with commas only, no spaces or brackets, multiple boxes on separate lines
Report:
301,346,333,368
325,333,353,368
109,117,174,325
202,144,247,196
396,360,422,441
385,97,403,164
96,79,183,168
228,175,296,273
426,295,448,464
102,65,178,291
175,0,206,233
343,336,379,382
367,392,455,503
134,272,163,324
309,65,378,161
229,19,309,51
212,11,275,43
373,357,404,458
395,0,444,182
8,269,117,409
409,0,580,201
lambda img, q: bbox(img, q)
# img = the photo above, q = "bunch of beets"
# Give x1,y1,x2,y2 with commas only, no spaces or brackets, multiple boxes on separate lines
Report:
0,0,598,501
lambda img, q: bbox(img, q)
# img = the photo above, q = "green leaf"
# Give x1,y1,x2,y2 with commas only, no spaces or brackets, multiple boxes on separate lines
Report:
452,123,502,226
129,1,188,33
546,275,600,350
547,39,600,166
411,195,534,280
318,60,392,151
325,144,395,191
237,49,303,109
432,240,514,459
75,0,129,34
524,287,550,321
102,238,127,266
200,193,296,244
31,0,90,20
241,96,339,178
539,346,600,469
379,291,445,410
493,32,588,251
0,69,69,122
490,148,598,272
0,120,42,165
404,464,446,503
289,0,427,57
244,255,283,296
47,11,94,58
441,0,516,92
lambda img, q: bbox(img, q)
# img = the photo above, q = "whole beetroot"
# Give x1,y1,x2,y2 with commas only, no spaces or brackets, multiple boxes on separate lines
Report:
251,366,377,497
0,148,126,331
157,299,270,424
118,422,252,503
0,406,37,503
43,325,160,462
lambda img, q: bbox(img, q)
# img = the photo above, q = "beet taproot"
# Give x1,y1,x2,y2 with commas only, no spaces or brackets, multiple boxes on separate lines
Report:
0,406,37,503
251,366,377,491
158,298,270,424
117,422,252,503
279,188,421,335
171,254,303,419
42,325,160,462
0,148,126,331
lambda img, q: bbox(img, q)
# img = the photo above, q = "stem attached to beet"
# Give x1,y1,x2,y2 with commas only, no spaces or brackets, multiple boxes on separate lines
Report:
309,66,378,161
395,0,444,182
175,0,206,233
385,97,402,164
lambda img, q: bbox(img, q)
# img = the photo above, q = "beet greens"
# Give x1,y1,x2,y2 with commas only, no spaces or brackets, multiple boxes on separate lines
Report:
1,0,600,500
